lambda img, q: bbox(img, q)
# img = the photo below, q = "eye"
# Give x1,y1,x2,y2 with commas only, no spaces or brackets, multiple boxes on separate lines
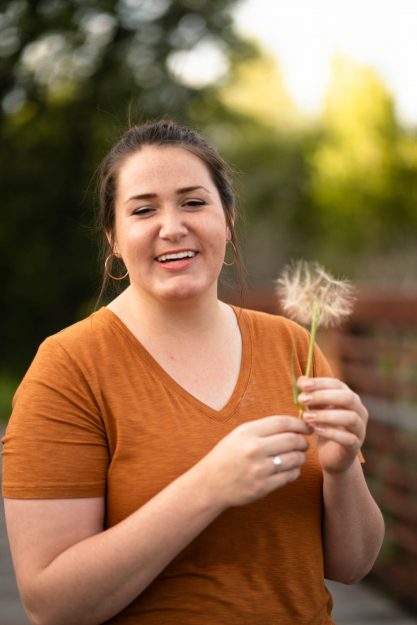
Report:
184,199,206,209
133,207,155,217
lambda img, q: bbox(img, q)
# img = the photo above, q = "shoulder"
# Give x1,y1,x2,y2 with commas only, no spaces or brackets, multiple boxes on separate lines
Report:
49,308,112,349
37,308,117,363
237,306,333,377
20,308,118,389
238,306,308,344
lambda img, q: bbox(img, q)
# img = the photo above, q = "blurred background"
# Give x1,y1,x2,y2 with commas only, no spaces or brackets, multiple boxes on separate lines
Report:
1,0,417,620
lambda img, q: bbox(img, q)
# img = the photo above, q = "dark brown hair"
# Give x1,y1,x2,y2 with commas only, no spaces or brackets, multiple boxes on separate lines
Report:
97,119,244,300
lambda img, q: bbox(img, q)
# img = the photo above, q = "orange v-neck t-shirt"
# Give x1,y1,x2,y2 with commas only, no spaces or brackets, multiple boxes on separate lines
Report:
2,307,335,625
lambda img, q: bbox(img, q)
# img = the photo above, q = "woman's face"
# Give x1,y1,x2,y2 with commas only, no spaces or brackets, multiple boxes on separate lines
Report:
110,145,230,304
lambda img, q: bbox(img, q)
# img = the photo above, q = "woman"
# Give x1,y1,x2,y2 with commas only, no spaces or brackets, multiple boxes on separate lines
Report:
2,120,384,625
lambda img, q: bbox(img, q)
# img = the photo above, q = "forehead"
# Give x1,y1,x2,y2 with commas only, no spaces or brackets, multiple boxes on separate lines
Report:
116,145,214,195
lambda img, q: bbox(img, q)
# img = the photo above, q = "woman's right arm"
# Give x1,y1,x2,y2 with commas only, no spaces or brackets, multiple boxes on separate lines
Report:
5,415,309,625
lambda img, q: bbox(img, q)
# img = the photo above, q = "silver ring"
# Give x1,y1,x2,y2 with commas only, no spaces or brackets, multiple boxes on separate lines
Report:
273,455,282,472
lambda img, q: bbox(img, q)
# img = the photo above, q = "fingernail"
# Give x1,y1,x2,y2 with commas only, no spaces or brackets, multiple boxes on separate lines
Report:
298,393,312,403
304,420,316,430
299,378,314,389
303,412,316,421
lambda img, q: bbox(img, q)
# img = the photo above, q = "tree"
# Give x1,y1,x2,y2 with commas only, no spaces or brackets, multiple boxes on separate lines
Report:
210,51,318,285
308,55,417,276
0,0,254,377
220,50,296,129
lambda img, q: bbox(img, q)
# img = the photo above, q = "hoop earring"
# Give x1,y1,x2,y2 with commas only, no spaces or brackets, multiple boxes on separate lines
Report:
104,254,129,281
223,240,237,267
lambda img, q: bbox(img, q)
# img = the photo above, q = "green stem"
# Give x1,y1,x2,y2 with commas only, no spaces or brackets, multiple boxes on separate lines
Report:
298,302,320,419
305,301,320,378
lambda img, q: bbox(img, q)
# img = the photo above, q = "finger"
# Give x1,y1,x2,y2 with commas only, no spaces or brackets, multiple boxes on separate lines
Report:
267,466,302,488
240,415,311,437
298,376,348,391
297,378,368,421
262,432,310,456
303,410,366,439
269,450,307,475
312,425,360,448
298,389,368,419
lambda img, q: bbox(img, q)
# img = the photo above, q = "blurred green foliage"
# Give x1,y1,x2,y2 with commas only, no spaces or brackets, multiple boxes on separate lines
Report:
0,0,254,379
213,53,417,285
309,56,417,270
0,374,16,422
1,0,417,385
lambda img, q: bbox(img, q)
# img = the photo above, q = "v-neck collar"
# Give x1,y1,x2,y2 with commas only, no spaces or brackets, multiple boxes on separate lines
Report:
100,305,252,423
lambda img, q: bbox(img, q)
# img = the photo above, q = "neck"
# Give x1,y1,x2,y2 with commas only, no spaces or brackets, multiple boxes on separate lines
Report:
112,284,228,337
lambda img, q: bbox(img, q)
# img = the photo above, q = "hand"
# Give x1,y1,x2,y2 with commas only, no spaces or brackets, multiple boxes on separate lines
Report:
297,376,368,474
200,416,311,509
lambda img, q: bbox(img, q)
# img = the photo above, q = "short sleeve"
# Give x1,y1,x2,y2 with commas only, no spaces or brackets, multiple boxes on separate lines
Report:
1,337,109,499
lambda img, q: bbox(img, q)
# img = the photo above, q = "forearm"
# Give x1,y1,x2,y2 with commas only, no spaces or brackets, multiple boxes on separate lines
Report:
26,462,224,625
322,458,384,584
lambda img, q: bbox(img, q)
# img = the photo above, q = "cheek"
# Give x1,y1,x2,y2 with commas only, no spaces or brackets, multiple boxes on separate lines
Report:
121,228,162,271
201,210,228,239
210,226,228,265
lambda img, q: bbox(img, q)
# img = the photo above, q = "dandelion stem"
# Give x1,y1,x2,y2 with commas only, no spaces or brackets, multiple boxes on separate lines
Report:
298,301,320,419
305,300,320,378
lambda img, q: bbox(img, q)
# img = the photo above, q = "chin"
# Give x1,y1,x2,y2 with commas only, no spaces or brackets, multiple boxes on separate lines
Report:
157,287,203,302
155,278,215,303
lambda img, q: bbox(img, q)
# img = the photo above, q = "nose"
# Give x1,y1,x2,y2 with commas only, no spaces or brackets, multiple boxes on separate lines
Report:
158,207,188,241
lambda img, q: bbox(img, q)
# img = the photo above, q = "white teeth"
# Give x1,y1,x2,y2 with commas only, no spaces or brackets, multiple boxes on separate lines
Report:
157,251,196,262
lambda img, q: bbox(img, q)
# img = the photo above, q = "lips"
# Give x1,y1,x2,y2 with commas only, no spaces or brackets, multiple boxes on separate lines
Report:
156,250,197,263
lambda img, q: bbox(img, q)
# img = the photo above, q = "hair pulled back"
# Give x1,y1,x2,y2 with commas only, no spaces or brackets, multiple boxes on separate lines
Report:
97,119,243,298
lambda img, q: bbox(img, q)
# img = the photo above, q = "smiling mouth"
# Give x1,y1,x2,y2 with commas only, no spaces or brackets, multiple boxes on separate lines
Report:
156,251,197,263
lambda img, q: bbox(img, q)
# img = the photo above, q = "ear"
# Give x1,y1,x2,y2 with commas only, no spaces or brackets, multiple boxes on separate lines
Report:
105,230,120,257
230,207,235,225
226,208,235,241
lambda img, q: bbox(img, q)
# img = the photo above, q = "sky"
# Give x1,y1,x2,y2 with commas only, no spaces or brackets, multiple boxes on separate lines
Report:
233,0,417,125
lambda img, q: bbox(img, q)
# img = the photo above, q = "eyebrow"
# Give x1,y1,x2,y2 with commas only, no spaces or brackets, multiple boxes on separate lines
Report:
125,186,211,204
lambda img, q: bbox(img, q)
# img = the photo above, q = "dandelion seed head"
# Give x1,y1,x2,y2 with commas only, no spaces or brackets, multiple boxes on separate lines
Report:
276,260,355,328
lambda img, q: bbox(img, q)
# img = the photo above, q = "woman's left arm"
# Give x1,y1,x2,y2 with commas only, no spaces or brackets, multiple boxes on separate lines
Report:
298,376,385,584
